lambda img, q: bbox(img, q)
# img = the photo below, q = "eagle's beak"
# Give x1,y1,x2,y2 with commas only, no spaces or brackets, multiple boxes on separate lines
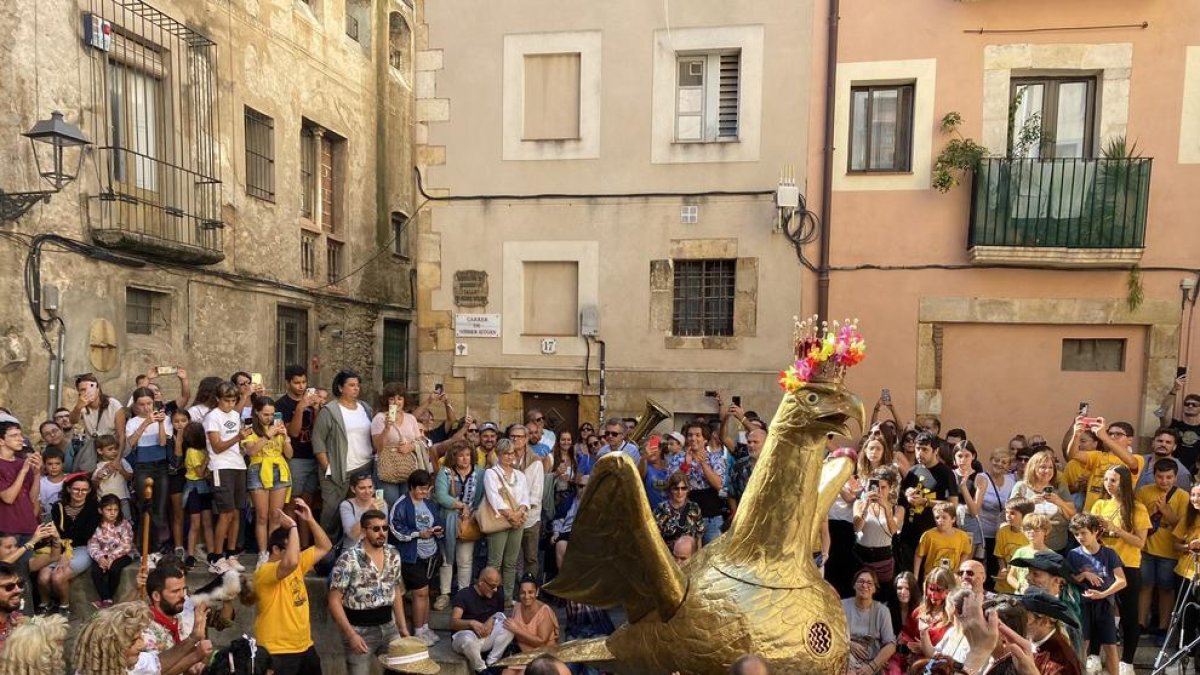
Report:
813,390,866,439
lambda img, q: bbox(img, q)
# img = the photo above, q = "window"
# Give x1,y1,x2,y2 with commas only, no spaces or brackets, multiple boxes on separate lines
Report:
382,319,410,385
345,15,359,41
300,125,316,218
276,306,309,387
1061,338,1125,372
300,231,318,279
391,212,410,258
126,287,168,335
326,240,343,285
849,84,914,172
523,53,581,140
675,51,739,142
672,259,735,337
1011,77,1097,158
108,48,167,195
523,261,579,336
319,132,336,232
388,12,411,73
244,107,274,201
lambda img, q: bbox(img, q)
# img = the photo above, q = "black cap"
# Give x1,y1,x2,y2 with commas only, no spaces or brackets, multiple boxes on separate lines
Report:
1015,589,1080,630
1008,550,1074,579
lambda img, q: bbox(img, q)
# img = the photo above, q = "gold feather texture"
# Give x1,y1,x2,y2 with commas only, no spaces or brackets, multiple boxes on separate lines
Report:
534,383,865,674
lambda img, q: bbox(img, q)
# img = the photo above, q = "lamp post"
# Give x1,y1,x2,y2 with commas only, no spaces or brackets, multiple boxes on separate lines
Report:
0,111,91,221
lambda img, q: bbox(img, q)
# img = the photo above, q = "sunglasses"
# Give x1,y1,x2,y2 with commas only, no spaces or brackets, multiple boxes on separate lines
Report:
366,525,388,533
236,380,251,387
531,417,544,423
0,580,24,592
956,569,975,577
604,431,622,437
467,428,478,433
670,486,689,492
1186,402,1200,407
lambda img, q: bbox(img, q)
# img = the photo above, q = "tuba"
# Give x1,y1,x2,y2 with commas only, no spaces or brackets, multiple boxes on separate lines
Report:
628,398,672,446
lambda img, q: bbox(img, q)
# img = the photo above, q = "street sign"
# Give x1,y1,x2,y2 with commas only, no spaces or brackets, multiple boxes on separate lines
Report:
454,313,501,338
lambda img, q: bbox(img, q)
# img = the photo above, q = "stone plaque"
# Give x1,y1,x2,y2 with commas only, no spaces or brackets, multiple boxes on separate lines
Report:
453,270,489,307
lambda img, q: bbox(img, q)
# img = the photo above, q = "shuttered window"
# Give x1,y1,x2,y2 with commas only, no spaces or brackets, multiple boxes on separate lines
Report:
675,51,740,142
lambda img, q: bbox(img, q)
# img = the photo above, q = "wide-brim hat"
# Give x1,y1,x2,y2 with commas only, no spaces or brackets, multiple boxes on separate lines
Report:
1015,589,1080,630
1008,550,1074,580
378,637,440,674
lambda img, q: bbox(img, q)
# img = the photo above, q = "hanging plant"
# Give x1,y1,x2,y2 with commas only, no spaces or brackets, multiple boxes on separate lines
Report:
1127,264,1144,312
932,112,988,193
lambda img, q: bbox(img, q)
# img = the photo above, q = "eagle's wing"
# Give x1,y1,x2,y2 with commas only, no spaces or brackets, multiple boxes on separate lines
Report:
544,452,687,623
496,637,614,667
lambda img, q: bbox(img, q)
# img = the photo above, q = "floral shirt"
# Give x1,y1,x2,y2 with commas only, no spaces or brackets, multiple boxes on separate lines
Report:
668,448,728,492
729,455,757,500
86,520,133,567
0,611,24,653
329,541,403,610
653,499,704,544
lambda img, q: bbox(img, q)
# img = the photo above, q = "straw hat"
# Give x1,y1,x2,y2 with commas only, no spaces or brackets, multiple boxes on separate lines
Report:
378,636,440,674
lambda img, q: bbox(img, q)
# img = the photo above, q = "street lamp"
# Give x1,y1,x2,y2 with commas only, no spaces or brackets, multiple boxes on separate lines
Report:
0,111,92,221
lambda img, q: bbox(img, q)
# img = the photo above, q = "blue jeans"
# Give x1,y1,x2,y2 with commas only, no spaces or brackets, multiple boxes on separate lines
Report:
702,516,722,545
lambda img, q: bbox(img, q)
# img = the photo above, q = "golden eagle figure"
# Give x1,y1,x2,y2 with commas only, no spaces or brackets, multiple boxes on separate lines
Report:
534,382,864,674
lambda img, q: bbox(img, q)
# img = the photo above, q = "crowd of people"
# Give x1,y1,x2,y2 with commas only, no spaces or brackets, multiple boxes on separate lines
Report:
0,363,1198,675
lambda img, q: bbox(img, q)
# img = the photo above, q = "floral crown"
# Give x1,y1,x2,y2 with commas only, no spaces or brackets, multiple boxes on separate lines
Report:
778,316,866,393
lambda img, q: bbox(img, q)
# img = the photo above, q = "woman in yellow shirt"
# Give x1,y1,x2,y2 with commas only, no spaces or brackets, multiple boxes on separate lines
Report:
1090,465,1149,669
1173,485,1200,580
243,397,293,567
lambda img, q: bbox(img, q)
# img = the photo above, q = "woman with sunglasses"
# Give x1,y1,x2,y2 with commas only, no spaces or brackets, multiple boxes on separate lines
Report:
39,474,99,616
484,440,531,599
895,429,918,477
652,472,704,552
69,375,127,473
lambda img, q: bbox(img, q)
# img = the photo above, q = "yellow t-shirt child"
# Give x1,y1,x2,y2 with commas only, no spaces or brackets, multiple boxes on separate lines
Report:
916,527,973,580
1137,483,1189,561
1172,516,1200,579
1090,498,1152,568
993,523,1030,594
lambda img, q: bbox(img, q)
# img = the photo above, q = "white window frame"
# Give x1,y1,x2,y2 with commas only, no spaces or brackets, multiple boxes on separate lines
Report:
674,51,739,143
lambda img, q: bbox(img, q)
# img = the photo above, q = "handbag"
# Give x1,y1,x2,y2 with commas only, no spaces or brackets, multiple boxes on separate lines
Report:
479,468,520,534
377,444,419,483
452,469,483,542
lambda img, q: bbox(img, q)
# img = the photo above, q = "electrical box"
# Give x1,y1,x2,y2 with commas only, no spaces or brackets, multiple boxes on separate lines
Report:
83,13,113,52
41,284,60,313
776,183,801,210
580,305,600,337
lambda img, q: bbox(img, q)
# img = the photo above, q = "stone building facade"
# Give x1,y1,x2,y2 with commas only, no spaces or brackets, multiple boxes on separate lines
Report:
0,0,420,424
414,2,817,431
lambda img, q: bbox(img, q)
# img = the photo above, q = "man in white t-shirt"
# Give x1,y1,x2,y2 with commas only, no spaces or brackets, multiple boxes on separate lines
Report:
203,382,248,575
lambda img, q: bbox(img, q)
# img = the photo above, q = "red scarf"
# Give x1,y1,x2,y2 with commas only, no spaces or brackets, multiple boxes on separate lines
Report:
150,604,181,644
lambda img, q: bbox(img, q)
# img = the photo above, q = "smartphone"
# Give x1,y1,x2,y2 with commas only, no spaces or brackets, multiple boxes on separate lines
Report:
434,383,444,395
1179,366,1189,379
273,412,284,423
1078,401,1089,416
153,401,164,413
881,388,892,404
704,390,718,398
374,489,384,502
156,365,177,376
388,403,398,422
731,395,742,407
1042,486,1054,495
306,387,316,397
867,478,880,493
250,372,263,386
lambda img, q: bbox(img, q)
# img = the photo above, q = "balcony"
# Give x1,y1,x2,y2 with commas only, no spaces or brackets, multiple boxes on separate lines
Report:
968,157,1152,267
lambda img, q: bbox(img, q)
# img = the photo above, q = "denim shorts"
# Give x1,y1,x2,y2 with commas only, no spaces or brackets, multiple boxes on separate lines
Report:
1141,553,1178,588
247,463,291,492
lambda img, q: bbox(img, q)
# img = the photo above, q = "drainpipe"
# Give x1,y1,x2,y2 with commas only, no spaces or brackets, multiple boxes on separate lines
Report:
595,338,606,426
46,318,65,417
816,0,840,322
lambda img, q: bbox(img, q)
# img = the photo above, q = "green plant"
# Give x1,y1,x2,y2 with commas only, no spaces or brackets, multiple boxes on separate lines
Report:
1127,264,1144,311
1094,136,1149,247
932,112,988,193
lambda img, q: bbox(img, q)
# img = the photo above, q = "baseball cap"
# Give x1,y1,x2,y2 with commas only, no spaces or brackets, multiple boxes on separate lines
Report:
478,422,499,433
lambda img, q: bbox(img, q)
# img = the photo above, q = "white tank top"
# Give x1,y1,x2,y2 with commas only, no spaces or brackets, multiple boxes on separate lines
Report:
856,502,895,548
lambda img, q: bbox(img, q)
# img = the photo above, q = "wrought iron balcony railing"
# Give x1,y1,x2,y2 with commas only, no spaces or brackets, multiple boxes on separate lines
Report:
968,157,1152,262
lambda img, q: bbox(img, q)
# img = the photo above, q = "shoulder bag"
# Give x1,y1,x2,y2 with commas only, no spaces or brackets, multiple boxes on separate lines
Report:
377,442,419,484
454,469,483,542
479,468,521,534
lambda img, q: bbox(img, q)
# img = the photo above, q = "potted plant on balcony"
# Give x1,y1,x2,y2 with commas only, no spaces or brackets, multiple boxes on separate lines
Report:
1090,136,1150,249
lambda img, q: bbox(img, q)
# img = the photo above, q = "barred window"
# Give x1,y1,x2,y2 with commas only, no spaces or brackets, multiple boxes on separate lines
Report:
327,240,343,285
126,287,168,335
244,107,274,201
300,126,316,218
382,319,409,384
672,259,735,337
300,231,318,279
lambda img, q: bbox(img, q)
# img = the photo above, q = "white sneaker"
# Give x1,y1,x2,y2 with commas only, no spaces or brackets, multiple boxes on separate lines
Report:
414,626,437,646
1118,663,1135,675
208,558,231,575
421,625,440,644
225,556,246,572
1085,655,1102,674
257,551,269,567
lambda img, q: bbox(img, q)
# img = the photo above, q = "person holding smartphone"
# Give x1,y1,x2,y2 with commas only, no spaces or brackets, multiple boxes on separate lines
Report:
242,397,293,567
125,387,171,552
1158,370,1200,472
69,375,126,474
387,470,444,646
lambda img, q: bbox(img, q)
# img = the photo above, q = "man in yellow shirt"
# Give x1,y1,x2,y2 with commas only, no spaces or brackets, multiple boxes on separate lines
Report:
1068,417,1143,512
254,498,333,675
1136,458,1188,640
